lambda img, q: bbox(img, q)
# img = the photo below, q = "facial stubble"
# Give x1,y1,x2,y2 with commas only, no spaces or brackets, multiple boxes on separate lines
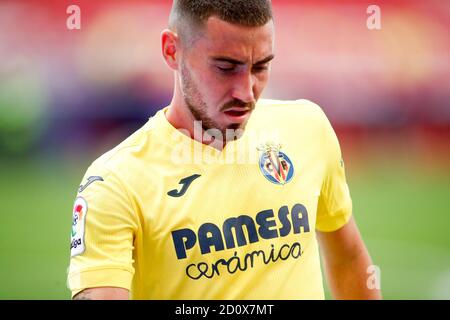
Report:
179,61,252,142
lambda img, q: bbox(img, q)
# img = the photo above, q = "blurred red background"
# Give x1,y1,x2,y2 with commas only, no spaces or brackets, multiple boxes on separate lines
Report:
0,0,449,170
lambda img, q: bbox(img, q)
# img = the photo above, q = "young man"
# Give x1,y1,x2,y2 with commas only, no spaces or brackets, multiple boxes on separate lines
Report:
68,0,381,300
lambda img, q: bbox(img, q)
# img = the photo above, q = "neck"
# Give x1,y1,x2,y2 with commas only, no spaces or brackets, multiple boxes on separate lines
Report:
165,80,226,150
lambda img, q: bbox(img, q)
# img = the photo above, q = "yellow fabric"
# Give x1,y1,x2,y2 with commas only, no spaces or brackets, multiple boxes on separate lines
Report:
67,99,352,299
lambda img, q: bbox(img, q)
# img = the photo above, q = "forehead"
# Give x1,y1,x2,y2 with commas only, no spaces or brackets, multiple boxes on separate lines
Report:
194,16,275,62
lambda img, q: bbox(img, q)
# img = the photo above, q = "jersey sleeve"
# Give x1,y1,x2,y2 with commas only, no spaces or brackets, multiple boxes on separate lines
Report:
67,164,139,298
315,109,353,232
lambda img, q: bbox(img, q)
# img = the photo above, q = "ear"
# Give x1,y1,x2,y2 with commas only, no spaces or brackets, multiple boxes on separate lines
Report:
161,29,179,70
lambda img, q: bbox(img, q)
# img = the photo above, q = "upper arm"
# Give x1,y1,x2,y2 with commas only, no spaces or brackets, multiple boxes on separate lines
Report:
316,216,368,266
73,287,130,300
317,216,381,299
68,166,139,298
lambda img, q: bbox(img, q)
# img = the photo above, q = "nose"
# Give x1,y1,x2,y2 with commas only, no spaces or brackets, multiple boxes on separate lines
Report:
231,71,256,104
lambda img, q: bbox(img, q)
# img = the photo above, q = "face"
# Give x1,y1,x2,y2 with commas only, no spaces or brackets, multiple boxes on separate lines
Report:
178,16,275,136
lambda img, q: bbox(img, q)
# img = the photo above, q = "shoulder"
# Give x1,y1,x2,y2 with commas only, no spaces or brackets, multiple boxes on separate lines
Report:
257,98,321,109
251,98,331,130
256,98,328,119
83,117,161,184
92,122,150,167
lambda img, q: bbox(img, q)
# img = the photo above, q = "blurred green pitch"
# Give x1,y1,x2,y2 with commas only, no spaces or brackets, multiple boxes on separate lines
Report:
0,158,449,300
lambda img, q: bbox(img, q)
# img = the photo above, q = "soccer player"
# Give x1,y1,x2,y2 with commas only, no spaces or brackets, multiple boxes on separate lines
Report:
68,0,382,300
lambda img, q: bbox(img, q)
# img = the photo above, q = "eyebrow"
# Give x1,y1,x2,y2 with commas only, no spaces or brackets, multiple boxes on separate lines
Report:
211,54,275,66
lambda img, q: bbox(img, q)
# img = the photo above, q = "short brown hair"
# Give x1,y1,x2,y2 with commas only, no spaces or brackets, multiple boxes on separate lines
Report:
169,0,273,33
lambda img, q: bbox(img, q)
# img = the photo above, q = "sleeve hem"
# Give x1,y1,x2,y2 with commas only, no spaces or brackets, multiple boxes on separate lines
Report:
315,211,352,233
68,266,134,298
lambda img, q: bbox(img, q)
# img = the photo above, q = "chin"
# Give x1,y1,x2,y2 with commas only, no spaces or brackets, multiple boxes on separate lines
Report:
226,123,245,131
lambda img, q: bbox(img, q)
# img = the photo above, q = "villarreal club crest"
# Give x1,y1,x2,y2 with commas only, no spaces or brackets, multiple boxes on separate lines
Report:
257,142,294,185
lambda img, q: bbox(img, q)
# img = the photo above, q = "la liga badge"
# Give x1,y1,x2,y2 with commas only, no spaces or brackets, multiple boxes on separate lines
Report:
71,197,88,257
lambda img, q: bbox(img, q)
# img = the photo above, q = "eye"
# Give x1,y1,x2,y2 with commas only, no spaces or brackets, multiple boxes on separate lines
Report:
217,65,236,73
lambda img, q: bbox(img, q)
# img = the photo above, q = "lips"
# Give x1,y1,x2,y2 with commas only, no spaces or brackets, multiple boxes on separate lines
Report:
223,109,249,117
222,107,252,123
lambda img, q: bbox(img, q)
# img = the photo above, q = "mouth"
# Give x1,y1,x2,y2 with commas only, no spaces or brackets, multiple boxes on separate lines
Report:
223,109,249,117
223,108,251,123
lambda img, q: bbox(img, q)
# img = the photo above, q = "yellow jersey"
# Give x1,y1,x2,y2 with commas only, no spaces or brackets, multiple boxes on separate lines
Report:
67,99,352,299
